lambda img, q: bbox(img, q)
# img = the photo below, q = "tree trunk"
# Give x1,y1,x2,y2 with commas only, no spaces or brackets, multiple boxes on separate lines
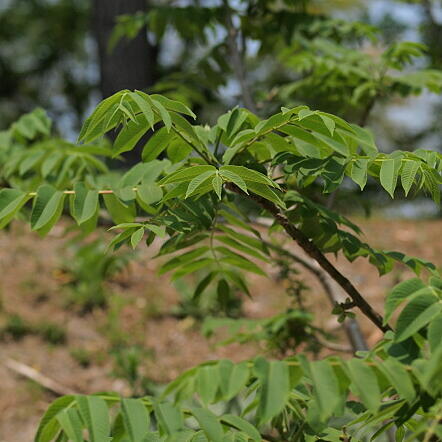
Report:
92,0,157,164
92,0,156,97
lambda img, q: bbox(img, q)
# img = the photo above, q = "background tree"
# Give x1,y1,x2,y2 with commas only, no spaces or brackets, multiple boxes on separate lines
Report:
0,0,92,131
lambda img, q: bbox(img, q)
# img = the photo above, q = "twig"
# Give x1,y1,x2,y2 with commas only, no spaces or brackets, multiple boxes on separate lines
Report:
226,183,390,333
171,126,216,165
315,336,352,353
260,238,368,352
4,357,78,396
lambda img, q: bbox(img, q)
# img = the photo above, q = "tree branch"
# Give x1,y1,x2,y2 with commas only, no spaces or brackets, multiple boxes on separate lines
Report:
4,357,79,396
262,239,368,352
226,183,390,333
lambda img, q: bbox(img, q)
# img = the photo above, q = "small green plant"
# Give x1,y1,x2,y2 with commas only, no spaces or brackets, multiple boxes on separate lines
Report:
0,313,31,340
34,321,67,345
111,346,154,397
101,293,132,349
0,313,66,344
70,347,93,368
172,278,243,319
60,238,133,312
203,308,323,356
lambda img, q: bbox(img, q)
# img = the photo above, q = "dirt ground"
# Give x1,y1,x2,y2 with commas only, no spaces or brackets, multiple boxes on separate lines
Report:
0,216,440,442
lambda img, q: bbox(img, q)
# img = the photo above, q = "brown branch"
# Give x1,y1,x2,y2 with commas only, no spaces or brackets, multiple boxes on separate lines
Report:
226,183,390,333
315,336,352,353
4,357,79,396
263,240,368,351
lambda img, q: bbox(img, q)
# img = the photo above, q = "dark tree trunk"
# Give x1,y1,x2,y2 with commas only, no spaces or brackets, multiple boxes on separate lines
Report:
92,0,156,97
92,0,157,164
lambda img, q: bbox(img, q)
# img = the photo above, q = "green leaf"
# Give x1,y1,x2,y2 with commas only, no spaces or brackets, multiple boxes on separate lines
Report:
41,152,63,178
310,131,350,157
161,166,217,185
186,170,217,198
219,415,260,442
346,359,380,413
27,108,52,135
137,183,163,205
145,223,166,238
298,108,316,120
142,127,172,162
217,248,266,276
196,366,220,405
170,113,202,147
106,229,133,252
109,222,145,231
31,185,65,234
350,159,369,190
19,150,45,175
217,360,249,401
76,395,111,442
73,183,99,225
103,194,135,224
212,174,223,200
400,160,420,196
380,158,401,198
378,358,415,402
395,294,442,343
219,169,248,194
131,91,155,129
121,398,150,442
78,92,123,143
0,188,30,228
159,247,210,274
217,225,267,254
254,358,290,425
246,182,285,208
220,166,277,188
318,114,336,135
113,114,151,156
384,278,427,324
120,161,164,187
172,258,213,280
56,408,83,442
151,98,172,132
131,227,145,249
422,166,440,204
309,360,341,420
215,236,269,262
193,272,217,300
154,402,184,435
150,94,196,119
166,137,193,163
428,313,442,353
346,124,378,156
191,408,224,442
35,396,75,442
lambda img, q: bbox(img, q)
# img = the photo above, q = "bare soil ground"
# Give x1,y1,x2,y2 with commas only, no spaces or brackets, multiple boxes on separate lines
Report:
0,217,440,442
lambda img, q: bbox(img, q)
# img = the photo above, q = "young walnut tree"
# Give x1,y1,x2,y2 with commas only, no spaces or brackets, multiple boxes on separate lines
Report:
0,86,441,441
